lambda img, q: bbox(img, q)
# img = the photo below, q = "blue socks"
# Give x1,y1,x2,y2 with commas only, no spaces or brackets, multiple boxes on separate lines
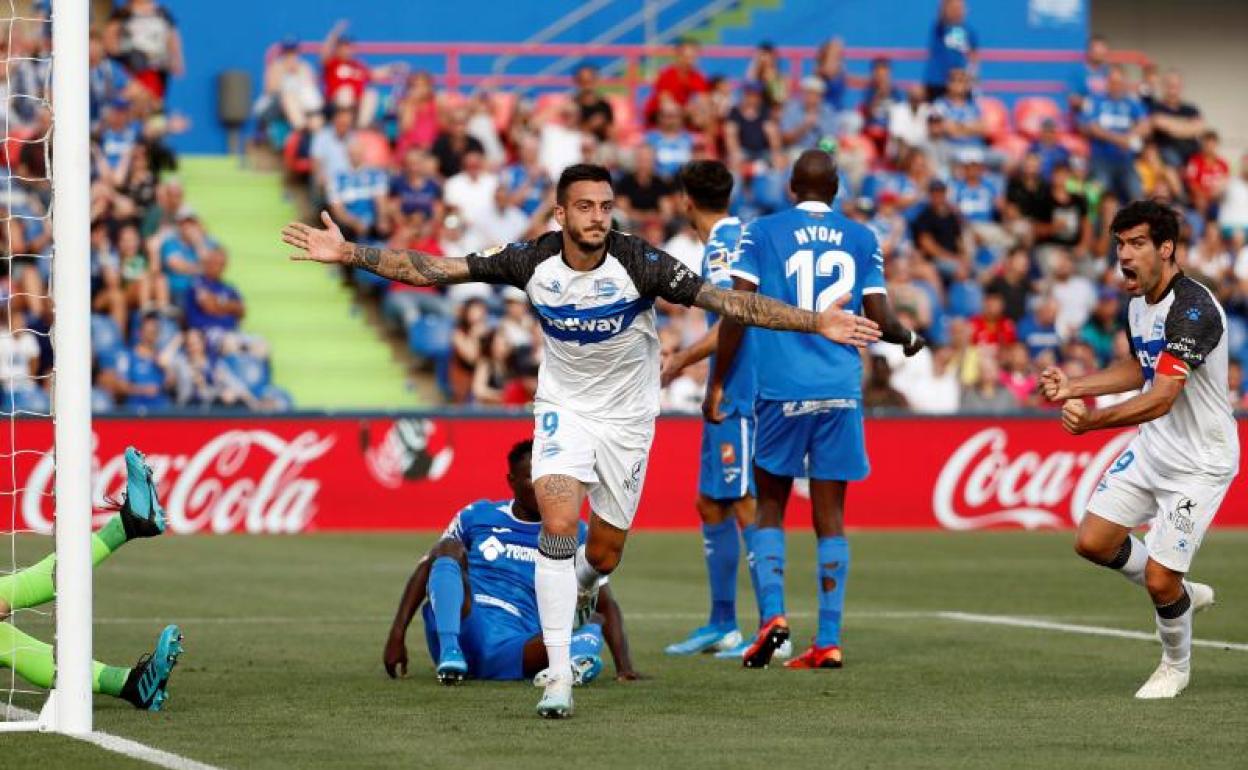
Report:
429,556,464,653
570,622,604,659
703,519,740,627
753,526,786,621
740,523,763,628
815,536,850,648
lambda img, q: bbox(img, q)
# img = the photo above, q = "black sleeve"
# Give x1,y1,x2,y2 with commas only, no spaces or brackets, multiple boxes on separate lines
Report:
464,232,558,289
611,232,704,306
1163,279,1224,370
1121,301,1136,358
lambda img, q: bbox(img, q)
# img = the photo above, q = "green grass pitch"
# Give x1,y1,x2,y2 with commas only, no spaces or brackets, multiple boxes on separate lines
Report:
4,530,1248,768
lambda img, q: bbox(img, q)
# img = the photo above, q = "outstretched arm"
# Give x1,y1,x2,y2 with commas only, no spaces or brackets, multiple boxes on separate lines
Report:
283,211,472,287
383,549,436,679
692,282,880,344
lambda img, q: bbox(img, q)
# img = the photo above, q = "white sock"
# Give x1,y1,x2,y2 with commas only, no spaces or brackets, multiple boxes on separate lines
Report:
1155,591,1193,669
535,552,576,677
574,544,603,592
1113,536,1148,588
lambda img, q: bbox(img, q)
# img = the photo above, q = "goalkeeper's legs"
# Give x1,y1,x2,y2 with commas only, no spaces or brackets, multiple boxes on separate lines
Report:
0,446,165,619
0,621,183,710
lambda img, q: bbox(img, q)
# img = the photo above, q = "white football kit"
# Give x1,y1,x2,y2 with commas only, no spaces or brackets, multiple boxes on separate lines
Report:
1088,275,1239,571
467,230,704,529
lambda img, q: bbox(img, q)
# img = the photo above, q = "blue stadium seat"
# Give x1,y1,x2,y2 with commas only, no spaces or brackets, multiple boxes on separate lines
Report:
407,315,452,360
91,314,124,361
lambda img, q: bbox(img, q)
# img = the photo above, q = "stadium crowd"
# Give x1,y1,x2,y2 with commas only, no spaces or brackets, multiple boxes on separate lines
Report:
265,3,1235,413
0,3,290,414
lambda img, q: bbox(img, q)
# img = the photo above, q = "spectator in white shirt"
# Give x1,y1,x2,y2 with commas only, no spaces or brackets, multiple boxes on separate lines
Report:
1047,248,1097,340
443,149,500,248
309,105,355,198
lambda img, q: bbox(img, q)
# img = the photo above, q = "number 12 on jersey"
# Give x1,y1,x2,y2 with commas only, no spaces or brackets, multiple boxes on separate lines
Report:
785,249,856,312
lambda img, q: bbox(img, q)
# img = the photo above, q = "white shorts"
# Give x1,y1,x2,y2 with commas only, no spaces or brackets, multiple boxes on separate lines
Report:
1087,444,1233,572
530,405,655,531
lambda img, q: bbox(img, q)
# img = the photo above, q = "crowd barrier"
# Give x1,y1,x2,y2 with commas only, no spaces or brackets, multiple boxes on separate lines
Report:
6,413,1244,533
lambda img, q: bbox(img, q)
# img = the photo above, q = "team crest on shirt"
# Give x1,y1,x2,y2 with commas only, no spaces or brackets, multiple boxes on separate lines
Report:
479,535,505,562
1170,498,1197,534
592,278,619,299
720,442,737,466
1186,307,1202,321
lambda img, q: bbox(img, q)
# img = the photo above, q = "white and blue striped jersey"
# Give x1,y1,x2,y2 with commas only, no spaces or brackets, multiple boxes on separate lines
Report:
467,230,704,422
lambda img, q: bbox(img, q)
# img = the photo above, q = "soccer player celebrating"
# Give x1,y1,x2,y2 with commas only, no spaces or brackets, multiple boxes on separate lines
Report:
0,448,183,711
706,149,925,670
283,163,881,717
661,160,775,659
382,440,637,684
1041,200,1235,699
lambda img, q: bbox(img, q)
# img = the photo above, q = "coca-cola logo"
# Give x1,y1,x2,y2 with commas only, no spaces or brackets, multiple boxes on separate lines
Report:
21,430,336,535
933,428,1134,530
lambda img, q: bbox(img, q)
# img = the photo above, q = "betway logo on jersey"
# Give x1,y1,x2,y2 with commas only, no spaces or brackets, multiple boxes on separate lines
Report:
478,535,539,563
534,296,653,344
932,428,1134,529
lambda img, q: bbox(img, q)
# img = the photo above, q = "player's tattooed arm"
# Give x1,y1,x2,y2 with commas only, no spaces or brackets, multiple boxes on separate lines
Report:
282,211,471,287
693,282,820,332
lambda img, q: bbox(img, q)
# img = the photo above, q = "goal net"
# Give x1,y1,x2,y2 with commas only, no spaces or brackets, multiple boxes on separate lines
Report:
1,0,93,734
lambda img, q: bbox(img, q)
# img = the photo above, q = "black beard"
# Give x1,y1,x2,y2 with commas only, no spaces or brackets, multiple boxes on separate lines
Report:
570,231,607,254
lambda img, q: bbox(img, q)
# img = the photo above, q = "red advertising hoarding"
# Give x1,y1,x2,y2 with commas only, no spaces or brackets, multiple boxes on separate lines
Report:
3,415,1244,533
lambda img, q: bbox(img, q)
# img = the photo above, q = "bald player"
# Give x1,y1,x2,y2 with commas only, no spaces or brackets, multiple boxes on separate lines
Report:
706,150,926,669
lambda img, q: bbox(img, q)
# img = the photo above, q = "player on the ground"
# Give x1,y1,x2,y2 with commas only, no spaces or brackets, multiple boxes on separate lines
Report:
707,149,925,670
1040,200,1235,699
382,440,638,685
661,160,772,659
283,163,881,717
0,447,183,711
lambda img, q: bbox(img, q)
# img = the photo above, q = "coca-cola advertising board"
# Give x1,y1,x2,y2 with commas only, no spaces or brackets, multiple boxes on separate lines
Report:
3,415,1245,533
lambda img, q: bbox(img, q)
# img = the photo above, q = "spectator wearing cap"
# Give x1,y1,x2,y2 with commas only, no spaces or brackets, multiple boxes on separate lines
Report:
1067,35,1110,113
932,68,987,150
1079,288,1122,365
780,77,838,154
1147,70,1205,168
107,0,183,101
644,38,710,125
319,20,400,127
1028,119,1071,180
259,36,323,133
1184,131,1230,220
309,105,355,201
329,135,391,243
186,245,245,351
95,97,140,187
573,64,614,142
860,58,904,155
923,0,978,100
157,207,208,308
911,179,970,286
1080,64,1147,204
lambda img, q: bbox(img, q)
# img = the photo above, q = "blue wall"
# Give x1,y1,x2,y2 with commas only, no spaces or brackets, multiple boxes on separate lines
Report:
162,0,1086,153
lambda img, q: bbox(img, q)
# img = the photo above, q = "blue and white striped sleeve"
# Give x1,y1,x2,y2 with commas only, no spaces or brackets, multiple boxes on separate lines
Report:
729,223,760,286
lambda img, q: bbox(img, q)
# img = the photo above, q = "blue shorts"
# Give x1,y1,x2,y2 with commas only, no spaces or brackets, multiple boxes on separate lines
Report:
698,412,755,500
754,398,869,482
422,602,534,681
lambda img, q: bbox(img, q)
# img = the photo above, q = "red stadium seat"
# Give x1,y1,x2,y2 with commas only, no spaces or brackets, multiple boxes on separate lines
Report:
1013,96,1064,138
1058,132,1090,159
993,132,1032,166
354,129,393,168
977,96,1010,142
534,92,573,126
490,91,517,134
282,130,310,175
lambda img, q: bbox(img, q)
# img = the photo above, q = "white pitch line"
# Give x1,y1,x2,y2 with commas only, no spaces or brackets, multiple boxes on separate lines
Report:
3,706,224,770
938,611,1248,652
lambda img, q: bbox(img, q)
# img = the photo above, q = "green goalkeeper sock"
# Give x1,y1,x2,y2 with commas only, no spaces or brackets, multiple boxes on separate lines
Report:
0,622,129,696
0,515,130,612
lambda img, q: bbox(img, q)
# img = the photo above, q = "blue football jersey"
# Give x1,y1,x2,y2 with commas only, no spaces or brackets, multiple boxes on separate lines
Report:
442,500,587,627
731,201,886,401
702,216,755,415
